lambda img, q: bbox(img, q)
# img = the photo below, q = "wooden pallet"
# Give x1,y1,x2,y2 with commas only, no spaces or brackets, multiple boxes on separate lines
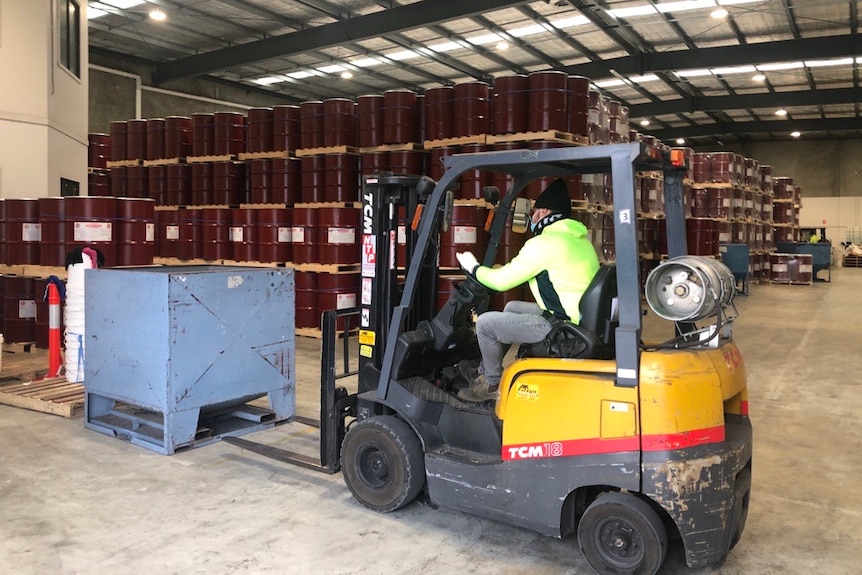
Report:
486,130,586,145
295,145,359,157
0,377,84,418
186,154,238,163
844,255,862,268
238,150,294,160
422,135,487,149
143,157,185,166
106,159,142,168
87,167,110,174
360,142,424,153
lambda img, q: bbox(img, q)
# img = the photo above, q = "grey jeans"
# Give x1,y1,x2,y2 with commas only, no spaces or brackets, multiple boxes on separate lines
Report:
475,300,552,387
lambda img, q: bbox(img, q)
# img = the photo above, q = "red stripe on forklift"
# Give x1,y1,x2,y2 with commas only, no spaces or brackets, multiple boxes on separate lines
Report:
741,400,749,416
641,425,726,451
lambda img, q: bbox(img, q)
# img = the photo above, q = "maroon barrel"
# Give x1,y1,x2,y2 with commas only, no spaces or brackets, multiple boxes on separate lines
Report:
3,276,37,343
38,197,66,267
357,95,384,148
65,196,117,266
711,152,736,184
230,208,258,262
126,119,148,161
318,207,360,265
165,164,192,206
492,74,528,135
88,133,111,169
360,152,388,177
211,161,246,205
686,218,717,256
730,221,748,245
155,208,179,258
300,155,326,203
291,207,318,264
691,153,711,184
164,116,192,159
257,207,292,263
416,94,426,142
300,101,324,149
641,177,663,213
146,118,166,160
5,198,40,265
761,195,773,223
689,186,709,218
248,159,272,204
213,112,246,155
192,113,215,156
116,197,155,266
528,71,568,132
191,163,213,206
731,188,745,219
199,206,231,261
773,177,794,199
148,165,167,205
271,157,301,204
0,200,6,263
770,253,793,283
439,205,488,268
383,89,419,145
109,121,128,161
88,171,112,197
247,107,274,153
273,105,301,153
429,146,458,182
759,165,774,194
176,206,201,260
708,187,732,219
773,202,794,224
567,75,591,136
716,221,732,246
125,165,149,199
424,86,454,140
388,151,425,177
323,98,357,147
453,81,490,138
295,271,319,328
459,144,489,200
318,272,360,330
324,154,360,202
638,218,660,256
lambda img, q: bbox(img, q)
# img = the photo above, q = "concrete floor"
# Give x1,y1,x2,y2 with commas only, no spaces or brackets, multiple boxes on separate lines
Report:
2,268,861,575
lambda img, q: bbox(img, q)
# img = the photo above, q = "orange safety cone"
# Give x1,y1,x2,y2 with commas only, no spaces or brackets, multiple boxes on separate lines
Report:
45,282,62,379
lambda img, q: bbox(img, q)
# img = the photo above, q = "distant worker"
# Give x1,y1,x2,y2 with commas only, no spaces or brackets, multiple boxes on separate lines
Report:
455,179,600,402
808,230,819,244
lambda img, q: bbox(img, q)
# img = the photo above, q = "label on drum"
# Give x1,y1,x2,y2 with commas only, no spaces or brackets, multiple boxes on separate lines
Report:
799,265,813,273
277,227,292,242
397,225,406,244
722,199,731,207
328,227,356,244
588,109,600,125
22,223,42,242
146,223,155,242
336,293,356,309
292,227,305,243
719,232,731,242
773,263,788,272
230,226,244,242
453,226,477,244
74,221,112,242
166,225,180,240
19,300,37,319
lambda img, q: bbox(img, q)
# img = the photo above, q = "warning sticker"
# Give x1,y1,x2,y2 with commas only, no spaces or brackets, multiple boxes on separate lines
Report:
516,383,539,402
359,330,376,345
360,344,373,358
362,235,376,277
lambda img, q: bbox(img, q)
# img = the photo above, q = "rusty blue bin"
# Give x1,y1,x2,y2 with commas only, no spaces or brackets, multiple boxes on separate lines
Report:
83,266,295,454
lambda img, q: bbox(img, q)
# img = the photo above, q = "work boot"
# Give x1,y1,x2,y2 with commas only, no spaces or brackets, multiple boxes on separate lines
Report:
457,373,499,402
457,358,481,383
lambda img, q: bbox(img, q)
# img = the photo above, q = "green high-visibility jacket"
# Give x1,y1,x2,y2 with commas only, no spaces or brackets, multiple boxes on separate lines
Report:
475,218,600,323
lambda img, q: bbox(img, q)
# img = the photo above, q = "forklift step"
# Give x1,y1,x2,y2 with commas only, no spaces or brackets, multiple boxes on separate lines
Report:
399,376,495,414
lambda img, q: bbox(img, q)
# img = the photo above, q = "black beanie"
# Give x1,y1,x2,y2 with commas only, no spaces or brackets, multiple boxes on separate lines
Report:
534,178,571,218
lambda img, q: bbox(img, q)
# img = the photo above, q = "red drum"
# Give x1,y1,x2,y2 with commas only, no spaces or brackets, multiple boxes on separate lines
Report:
165,116,192,159
88,133,111,169
257,207,292,263
65,196,117,266
567,75,590,136
116,197,155,266
382,89,419,145
200,207,232,261
273,105,301,153
191,113,215,156
247,107,274,153
109,121,127,161
38,197,66,267
317,207,360,265
165,164,192,206
300,155,326,203
300,101,324,149
146,118,166,160
126,119,148,161
357,95,384,148
322,98,357,147
213,112,246,155
424,86,455,140
453,81,490,137
230,208,258,262
493,75,528,135
291,207,318,264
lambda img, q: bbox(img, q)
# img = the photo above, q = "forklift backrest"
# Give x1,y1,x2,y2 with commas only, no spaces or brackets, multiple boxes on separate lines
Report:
578,264,618,348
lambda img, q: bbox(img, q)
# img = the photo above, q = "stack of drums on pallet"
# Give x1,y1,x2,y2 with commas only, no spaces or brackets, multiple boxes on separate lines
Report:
357,95,384,148
126,119,148,161
214,112,246,155
323,98,357,147
383,90,420,145
165,116,193,159
247,107,274,153
38,198,66,267
425,86,454,141
192,113,215,156
493,75,528,135
273,105,301,153
453,82,490,138
4,199,40,264
3,275,36,343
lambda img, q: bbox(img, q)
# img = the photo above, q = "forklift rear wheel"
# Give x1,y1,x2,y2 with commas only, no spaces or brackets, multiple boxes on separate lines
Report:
341,416,425,513
577,491,668,575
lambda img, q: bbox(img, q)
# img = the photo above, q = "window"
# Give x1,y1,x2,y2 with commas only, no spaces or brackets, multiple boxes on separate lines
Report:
59,0,81,77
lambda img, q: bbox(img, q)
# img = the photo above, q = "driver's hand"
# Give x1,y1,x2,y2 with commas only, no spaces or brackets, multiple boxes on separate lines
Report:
456,251,480,274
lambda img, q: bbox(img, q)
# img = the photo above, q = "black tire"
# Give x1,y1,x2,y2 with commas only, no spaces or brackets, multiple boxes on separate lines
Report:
341,415,425,513
578,492,668,575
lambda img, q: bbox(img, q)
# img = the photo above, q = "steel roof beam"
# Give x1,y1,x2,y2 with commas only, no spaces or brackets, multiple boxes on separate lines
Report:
649,117,862,140
156,0,530,83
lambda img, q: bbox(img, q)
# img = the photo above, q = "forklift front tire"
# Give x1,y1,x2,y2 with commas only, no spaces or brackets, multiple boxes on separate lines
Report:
577,491,668,575
341,416,425,513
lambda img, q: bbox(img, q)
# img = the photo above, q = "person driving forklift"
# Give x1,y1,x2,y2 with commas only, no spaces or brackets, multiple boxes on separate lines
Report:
455,178,600,402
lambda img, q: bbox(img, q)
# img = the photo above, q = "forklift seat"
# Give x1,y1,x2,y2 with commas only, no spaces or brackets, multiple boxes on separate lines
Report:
518,264,618,360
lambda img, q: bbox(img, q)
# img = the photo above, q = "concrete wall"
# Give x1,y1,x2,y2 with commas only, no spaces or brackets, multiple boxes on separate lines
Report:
0,0,87,199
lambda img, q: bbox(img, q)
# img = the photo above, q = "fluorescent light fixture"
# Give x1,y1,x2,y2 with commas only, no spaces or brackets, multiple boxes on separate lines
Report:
676,138,686,145
631,74,660,83
507,24,546,38
640,119,651,126
351,58,381,68
594,79,626,88
467,33,502,45
252,76,286,86
656,1,716,13
318,64,347,74
712,65,757,75
804,57,854,68
149,9,166,21
87,6,108,18
496,41,509,51
607,6,658,18
427,41,461,53
775,109,788,116
675,68,713,78
790,131,801,138
718,0,764,4
551,15,591,28
99,0,145,8
286,70,315,79
711,8,729,18
757,61,804,71
752,74,766,82
388,50,421,61
340,71,353,79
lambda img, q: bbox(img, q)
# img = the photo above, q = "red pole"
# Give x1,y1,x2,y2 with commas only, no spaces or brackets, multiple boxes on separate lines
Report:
46,283,62,379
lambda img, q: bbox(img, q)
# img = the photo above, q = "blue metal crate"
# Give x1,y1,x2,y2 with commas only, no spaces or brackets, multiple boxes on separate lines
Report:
83,266,295,454
719,244,750,295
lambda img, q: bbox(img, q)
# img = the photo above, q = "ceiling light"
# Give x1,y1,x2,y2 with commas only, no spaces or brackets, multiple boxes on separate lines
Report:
711,65,756,75
675,69,712,78
388,50,420,61
427,41,461,53
467,33,502,46
775,109,788,116
640,119,650,127
757,61,804,71
593,79,626,88
350,58,381,68
340,71,353,79
286,71,315,80
752,74,766,82
551,15,590,28
318,64,347,74
607,6,658,18
496,41,509,51
711,8,729,18
631,74,660,83
149,9,166,21
790,131,801,138
657,1,716,13
676,138,686,145
507,24,546,38
252,76,286,86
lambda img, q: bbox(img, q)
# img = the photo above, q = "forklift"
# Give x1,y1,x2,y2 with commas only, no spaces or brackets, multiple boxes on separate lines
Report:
228,143,752,574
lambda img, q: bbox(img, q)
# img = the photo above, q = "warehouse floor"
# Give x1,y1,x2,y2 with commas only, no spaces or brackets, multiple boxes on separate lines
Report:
1,268,861,575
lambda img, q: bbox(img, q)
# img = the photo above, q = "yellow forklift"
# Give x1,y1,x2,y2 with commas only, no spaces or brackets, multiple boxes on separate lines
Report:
228,143,752,574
